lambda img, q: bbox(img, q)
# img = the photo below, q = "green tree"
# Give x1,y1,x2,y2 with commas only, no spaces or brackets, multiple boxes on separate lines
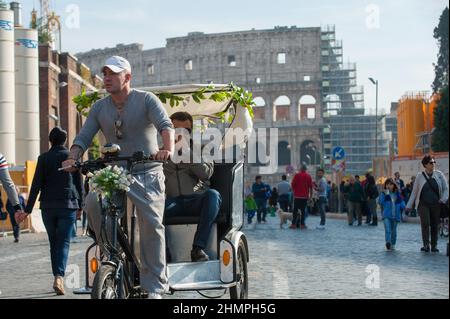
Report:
88,135,101,160
432,7,449,93
432,86,449,152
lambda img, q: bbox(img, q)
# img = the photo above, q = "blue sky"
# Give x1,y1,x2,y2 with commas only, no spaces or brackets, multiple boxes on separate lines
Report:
18,0,449,113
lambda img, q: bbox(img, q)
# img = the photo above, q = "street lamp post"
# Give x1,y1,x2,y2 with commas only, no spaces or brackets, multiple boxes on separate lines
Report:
369,77,378,162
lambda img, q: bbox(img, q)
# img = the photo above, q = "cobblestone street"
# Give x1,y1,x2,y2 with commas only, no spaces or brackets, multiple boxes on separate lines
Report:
0,214,448,299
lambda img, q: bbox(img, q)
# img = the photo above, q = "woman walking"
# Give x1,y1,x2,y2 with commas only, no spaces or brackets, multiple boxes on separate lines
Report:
17,127,83,295
406,155,448,253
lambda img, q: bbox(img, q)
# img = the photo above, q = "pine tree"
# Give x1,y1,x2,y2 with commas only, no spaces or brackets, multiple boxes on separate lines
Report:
432,86,449,152
432,7,449,93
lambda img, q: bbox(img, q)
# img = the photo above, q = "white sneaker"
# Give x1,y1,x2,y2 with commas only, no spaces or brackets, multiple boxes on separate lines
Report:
316,225,325,230
391,245,395,250
147,292,162,299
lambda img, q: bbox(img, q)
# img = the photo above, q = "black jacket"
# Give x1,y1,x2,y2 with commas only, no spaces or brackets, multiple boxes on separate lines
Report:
25,145,83,214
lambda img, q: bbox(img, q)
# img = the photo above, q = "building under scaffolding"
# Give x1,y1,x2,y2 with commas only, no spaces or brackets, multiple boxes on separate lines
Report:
320,25,390,176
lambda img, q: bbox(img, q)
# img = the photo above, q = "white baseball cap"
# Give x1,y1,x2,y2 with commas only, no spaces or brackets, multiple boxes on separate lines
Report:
102,56,131,73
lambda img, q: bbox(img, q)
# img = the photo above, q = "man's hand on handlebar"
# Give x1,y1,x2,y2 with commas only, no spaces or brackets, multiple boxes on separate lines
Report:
62,158,78,172
154,150,172,161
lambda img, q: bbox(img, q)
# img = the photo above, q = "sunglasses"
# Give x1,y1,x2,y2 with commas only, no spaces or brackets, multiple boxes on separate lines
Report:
428,161,436,164
114,119,123,139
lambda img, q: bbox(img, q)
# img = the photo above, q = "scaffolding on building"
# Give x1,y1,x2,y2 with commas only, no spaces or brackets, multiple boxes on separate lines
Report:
320,26,391,176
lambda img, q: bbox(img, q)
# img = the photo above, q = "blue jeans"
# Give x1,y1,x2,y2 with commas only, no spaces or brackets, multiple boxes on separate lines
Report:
41,208,77,277
318,196,327,226
255,198,267,222
165,189,221,249
278,194,290,212
246,209,256,223
383,218,398,246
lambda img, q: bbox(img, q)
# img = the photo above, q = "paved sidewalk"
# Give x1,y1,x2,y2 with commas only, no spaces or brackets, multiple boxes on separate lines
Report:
0,214,447,299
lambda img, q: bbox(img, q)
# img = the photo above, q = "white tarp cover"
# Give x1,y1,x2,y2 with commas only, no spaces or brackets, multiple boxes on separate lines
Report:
138,84,234,117
138,84,254,148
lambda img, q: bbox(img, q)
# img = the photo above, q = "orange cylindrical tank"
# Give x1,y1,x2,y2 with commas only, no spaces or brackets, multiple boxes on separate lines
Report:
397,93,426,157
426,93,440,131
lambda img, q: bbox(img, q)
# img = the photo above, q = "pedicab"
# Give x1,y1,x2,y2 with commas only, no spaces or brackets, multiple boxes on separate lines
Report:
73,84,254,299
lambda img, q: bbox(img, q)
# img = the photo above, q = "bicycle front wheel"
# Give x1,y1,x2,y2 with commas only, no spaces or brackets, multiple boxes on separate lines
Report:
91,264,127,299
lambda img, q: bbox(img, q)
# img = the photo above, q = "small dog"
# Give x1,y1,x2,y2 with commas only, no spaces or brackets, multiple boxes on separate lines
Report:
276,208,293,228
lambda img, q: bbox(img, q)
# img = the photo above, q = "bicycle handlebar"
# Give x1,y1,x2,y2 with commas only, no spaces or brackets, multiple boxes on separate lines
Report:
59,151,159,174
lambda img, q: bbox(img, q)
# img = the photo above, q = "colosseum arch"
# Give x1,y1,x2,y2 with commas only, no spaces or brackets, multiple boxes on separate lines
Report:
278,141,291,166
298,95,317,120
252,97,266,121
273,95,291,122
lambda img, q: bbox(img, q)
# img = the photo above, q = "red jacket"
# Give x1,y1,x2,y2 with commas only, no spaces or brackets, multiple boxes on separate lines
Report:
291,171,313,199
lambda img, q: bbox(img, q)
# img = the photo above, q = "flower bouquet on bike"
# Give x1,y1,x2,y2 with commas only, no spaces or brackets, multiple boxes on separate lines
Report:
88,165,134,213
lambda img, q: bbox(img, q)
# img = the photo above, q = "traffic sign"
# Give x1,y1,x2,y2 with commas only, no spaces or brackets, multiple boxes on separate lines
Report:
332,159,346,172
332,147,345,160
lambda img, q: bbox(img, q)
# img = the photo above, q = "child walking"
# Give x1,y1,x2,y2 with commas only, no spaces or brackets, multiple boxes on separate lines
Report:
379,178,405,251
245,193,257,224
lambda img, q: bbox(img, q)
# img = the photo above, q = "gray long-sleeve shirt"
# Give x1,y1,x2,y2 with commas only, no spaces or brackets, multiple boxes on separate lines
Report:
0,153,20,207
73,89,173,170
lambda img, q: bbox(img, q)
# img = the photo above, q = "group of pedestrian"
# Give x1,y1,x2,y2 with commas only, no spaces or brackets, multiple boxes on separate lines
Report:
245,165,328,230
244,154,448,254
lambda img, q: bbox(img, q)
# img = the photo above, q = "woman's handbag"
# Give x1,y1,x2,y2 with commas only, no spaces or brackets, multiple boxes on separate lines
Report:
422,172,449,218
0,210,7,221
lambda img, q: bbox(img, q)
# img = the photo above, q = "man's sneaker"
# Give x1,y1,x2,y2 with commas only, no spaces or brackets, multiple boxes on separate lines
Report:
391,245,395,250
289,224,296,229
421,246,430,252
316,225,325,230
385,242,391,251
14,238,19,243
300,225,308,230
191,248,209,262
147,292,162,299
431,247,440,253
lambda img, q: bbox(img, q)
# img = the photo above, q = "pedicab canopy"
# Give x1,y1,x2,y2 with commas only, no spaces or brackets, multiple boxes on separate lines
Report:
73,83,255,149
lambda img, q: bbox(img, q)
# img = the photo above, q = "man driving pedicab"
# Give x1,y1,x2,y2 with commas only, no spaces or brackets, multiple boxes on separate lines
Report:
62,56,174,299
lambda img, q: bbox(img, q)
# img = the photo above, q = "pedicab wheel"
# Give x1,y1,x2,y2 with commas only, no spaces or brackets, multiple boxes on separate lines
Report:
230,240,248,299
442,219,449,237
91,264,126,299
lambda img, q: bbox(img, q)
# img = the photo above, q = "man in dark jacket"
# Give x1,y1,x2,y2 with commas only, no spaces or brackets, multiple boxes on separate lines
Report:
344,175,365,226
163,112,221,262
252,176,271,223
